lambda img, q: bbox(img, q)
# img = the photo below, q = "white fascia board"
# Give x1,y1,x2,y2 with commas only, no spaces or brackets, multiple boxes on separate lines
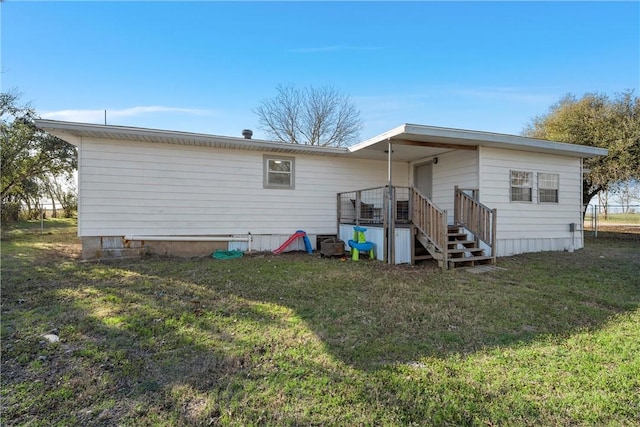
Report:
403,123,608,158
349,123,608,158
348,124,407,152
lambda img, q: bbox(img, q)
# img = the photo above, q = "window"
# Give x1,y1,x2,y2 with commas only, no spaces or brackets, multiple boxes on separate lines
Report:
510,170,533,202
538,173,559,203
264,155,294,189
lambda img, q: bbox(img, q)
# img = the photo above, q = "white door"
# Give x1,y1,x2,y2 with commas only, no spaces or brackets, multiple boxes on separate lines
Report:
414,162,433,199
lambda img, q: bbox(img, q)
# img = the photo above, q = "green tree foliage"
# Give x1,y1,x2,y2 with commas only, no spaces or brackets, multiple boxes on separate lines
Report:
1,91,77,222
48,175,78,218
523,90,640,212
255,84,364,147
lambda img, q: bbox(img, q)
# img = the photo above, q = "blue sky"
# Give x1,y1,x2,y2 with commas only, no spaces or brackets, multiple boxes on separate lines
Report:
2,1,638,141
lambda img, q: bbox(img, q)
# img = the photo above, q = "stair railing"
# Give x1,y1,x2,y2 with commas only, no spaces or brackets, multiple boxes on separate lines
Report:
454,186,497,257
411,188,448,258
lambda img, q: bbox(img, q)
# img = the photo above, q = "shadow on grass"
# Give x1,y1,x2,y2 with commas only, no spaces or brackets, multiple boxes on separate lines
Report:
200,247,639,369
2,262,291,424
2,233,639,424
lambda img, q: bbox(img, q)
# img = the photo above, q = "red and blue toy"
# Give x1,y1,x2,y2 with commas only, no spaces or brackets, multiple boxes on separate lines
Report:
273,230,313,254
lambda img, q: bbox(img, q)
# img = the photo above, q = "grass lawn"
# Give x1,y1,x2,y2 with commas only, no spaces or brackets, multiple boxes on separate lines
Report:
2,219,639,426
585,213,640,224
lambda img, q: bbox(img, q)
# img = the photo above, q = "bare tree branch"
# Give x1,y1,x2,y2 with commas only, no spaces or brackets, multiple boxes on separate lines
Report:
255,84,363,147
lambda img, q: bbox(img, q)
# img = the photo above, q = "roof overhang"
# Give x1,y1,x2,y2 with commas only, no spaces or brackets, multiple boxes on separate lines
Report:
36,120,608,162
348,123,608,161
35,119,348,157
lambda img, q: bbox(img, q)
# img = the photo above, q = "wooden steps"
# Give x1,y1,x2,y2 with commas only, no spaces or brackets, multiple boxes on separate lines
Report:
414,225,495,269
448,239,476,246
413,233,435,264
448,255,495,267
447,247,484,255
447,232,467,238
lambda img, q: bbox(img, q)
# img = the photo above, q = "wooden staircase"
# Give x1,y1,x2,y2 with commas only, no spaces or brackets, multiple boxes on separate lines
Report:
414,226,494,268
410,186,496,269
444,225,494,268
413,235,434,264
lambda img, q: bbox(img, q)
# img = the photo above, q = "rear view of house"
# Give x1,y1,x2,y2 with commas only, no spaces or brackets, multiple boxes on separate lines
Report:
37,120,607,267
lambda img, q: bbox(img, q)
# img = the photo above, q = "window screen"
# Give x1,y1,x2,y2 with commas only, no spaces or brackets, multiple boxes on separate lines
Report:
538,173,559,203
510,170,533,202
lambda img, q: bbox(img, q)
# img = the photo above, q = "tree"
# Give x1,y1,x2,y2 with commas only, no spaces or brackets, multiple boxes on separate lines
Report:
254,84,364,147
523,90,640,216
47,175,78,218
1,91,77,222
611,180,639,213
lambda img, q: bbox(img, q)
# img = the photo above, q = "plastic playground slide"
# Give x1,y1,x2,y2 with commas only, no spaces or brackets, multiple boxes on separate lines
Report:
273,230,313,254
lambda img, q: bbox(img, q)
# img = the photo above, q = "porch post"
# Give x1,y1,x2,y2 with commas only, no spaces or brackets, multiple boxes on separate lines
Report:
454,186,460,226
387,138,394,265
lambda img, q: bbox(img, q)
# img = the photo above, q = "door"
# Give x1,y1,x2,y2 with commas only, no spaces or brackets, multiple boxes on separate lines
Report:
414,162,433,199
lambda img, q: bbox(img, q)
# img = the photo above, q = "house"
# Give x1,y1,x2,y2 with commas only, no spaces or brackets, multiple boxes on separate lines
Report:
36,120,607,268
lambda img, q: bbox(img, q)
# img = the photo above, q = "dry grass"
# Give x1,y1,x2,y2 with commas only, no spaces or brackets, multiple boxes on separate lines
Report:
2,219,639,426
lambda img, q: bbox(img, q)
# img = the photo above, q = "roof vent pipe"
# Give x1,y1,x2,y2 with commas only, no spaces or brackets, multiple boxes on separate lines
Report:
242,129,253,139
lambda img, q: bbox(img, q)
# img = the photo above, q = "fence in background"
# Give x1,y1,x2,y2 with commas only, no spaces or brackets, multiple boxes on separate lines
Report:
583,205,640,237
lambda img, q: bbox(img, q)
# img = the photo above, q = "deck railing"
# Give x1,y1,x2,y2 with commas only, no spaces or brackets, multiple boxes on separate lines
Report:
337,186,386,225
338,186,448,255
411,188,448,254
337,186,412,226
338,185,495,264
453,186,497,257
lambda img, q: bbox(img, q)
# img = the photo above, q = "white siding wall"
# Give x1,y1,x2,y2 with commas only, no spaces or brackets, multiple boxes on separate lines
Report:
77,138,408,241
432,150,479,212
479,147,583,256
412,150,479,223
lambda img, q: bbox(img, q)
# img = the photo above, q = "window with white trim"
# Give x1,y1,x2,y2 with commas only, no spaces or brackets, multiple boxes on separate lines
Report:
538,173,559,203
510,170,533,202
263,155,295,189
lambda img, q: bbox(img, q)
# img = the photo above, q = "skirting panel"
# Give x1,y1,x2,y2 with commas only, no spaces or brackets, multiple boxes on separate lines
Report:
496,236,584,257
338,224,411,264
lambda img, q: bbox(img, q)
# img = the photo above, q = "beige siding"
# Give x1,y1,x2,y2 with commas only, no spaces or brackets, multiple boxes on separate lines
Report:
77,138,408,238
479,147,583,256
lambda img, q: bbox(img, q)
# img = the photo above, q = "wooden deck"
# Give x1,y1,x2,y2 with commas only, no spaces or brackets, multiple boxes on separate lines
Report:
338,185,497,269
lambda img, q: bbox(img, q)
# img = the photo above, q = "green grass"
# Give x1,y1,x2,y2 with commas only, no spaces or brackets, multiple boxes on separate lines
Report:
1,218,80,268
584,212,640,224
2,220,639,426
